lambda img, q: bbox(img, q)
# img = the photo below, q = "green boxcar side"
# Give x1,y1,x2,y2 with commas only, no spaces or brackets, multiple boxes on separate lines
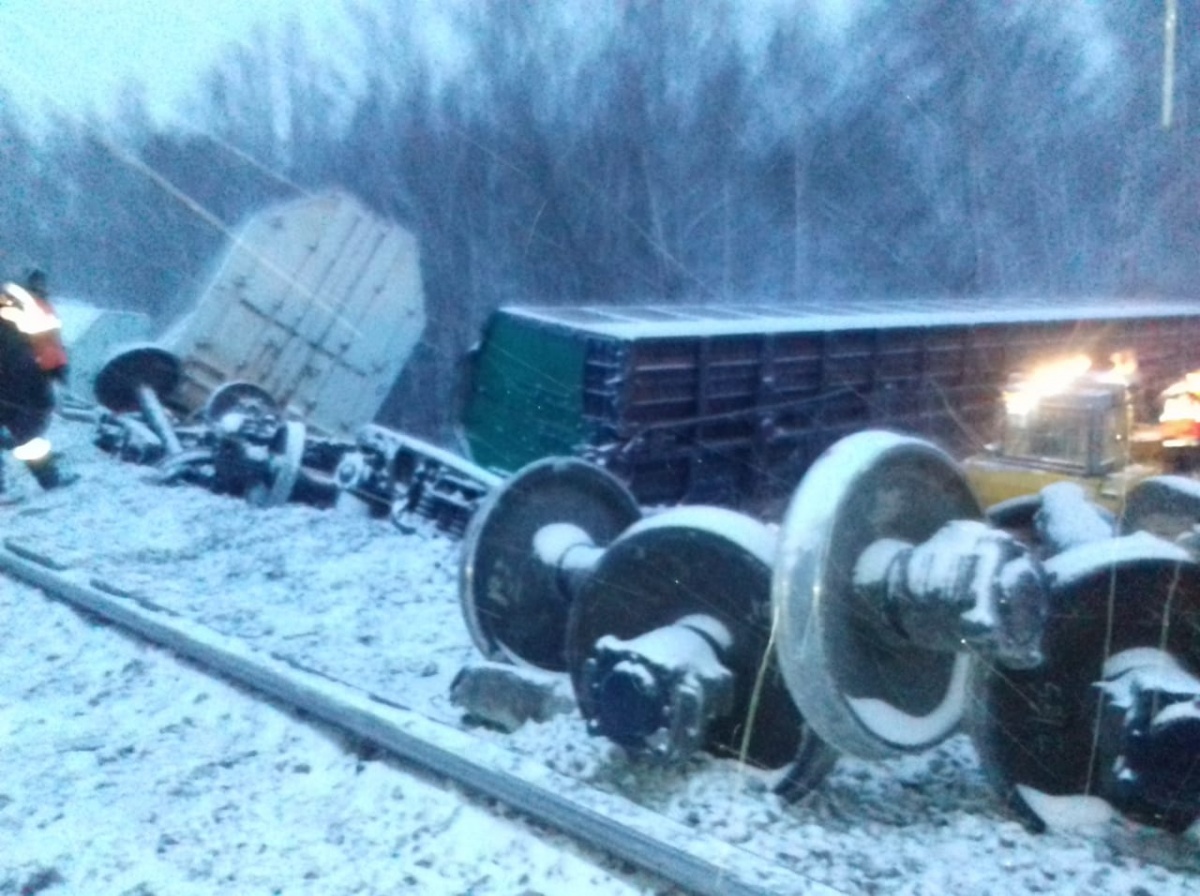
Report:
463,313,595,473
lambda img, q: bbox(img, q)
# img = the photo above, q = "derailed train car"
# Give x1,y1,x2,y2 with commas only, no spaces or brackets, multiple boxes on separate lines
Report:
160,191,426,437
87,192,455,527
461,299,1200,512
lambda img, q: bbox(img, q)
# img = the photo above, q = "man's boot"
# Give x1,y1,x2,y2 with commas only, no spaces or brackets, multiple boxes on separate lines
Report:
25,452,79,491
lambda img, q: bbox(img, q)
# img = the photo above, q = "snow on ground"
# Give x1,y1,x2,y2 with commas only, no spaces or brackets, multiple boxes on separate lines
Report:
0,575,668,896
2,416,1199,895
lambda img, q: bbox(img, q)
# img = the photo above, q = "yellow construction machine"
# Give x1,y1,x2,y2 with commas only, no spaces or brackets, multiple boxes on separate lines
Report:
962,353,1200,516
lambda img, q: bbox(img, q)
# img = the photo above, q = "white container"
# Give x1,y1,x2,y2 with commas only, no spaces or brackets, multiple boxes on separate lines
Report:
161,191,426,436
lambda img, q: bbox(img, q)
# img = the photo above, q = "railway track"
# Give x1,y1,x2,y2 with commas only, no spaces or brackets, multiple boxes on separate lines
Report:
0,538,829,896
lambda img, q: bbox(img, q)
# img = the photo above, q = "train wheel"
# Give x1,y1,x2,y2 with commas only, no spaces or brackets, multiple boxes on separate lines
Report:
246,421,305,508
566,506,837,785
772,430,984,760
1119,475,1200,543
203,380,279,425
460,457,640,671
968,536,1200,832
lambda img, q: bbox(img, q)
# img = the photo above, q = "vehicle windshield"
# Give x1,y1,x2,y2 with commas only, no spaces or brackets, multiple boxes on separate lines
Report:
999,390,1126,475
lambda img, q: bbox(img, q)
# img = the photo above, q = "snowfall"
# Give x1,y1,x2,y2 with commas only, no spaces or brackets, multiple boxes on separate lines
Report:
2,414,1199,896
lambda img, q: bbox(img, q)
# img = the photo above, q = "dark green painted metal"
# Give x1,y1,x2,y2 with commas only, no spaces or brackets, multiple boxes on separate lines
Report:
463,313,596,474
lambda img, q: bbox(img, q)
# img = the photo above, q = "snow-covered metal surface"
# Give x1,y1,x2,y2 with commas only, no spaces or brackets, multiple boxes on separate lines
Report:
160,191,425,436
1098,648,1200,712
1036,481,1114,550
1044,532,1191,587
620,504,778,567
507,296,1200,339
1014,786,1117,832
844,654,971,749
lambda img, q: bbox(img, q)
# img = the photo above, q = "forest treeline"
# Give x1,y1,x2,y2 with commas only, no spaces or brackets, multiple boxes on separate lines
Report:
1,0,1195,438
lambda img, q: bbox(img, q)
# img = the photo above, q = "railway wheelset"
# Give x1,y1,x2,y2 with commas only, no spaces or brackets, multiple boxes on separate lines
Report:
88,344,498,532
461,431,1200,834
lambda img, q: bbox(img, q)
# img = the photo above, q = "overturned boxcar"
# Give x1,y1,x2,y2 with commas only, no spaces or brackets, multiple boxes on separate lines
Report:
461,298,1200,512
160,191,425,437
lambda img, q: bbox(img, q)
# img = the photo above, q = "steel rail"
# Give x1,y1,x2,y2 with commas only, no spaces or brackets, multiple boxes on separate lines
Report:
0,539,836,896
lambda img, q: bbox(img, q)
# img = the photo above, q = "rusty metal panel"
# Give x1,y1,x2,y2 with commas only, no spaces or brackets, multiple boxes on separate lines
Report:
161,192,425,436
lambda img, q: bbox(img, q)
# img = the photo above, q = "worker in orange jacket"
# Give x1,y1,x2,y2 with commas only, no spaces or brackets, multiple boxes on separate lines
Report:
0,270,77,494
20,269,69,381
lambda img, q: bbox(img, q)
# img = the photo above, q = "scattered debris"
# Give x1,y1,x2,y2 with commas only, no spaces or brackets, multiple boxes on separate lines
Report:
450,661,575,732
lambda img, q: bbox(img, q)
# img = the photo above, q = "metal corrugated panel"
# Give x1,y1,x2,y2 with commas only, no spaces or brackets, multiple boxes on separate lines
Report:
161,192,425,436
465,303,1200,514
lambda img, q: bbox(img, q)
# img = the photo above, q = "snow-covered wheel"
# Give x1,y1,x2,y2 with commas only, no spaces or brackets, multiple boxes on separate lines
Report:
566,506,837,784
246,420,305,508
969,535,1200,832
989,483,1114,556
460,457,640,671
1119,474,1200,543
203,380,278,425
772,430,985,760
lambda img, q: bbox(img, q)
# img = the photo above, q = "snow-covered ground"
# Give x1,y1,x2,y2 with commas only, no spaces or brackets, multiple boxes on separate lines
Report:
0,575,671,896
2,416,1199,895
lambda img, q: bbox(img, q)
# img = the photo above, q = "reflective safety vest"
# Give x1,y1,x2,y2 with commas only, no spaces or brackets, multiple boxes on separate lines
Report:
0,283,68,375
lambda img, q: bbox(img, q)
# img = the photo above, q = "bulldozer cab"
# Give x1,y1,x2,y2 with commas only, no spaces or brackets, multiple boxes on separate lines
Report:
995,377,1130,477
965,356,1142,511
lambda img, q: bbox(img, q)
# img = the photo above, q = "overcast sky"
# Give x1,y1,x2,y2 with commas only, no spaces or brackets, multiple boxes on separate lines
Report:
0,0,352,125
